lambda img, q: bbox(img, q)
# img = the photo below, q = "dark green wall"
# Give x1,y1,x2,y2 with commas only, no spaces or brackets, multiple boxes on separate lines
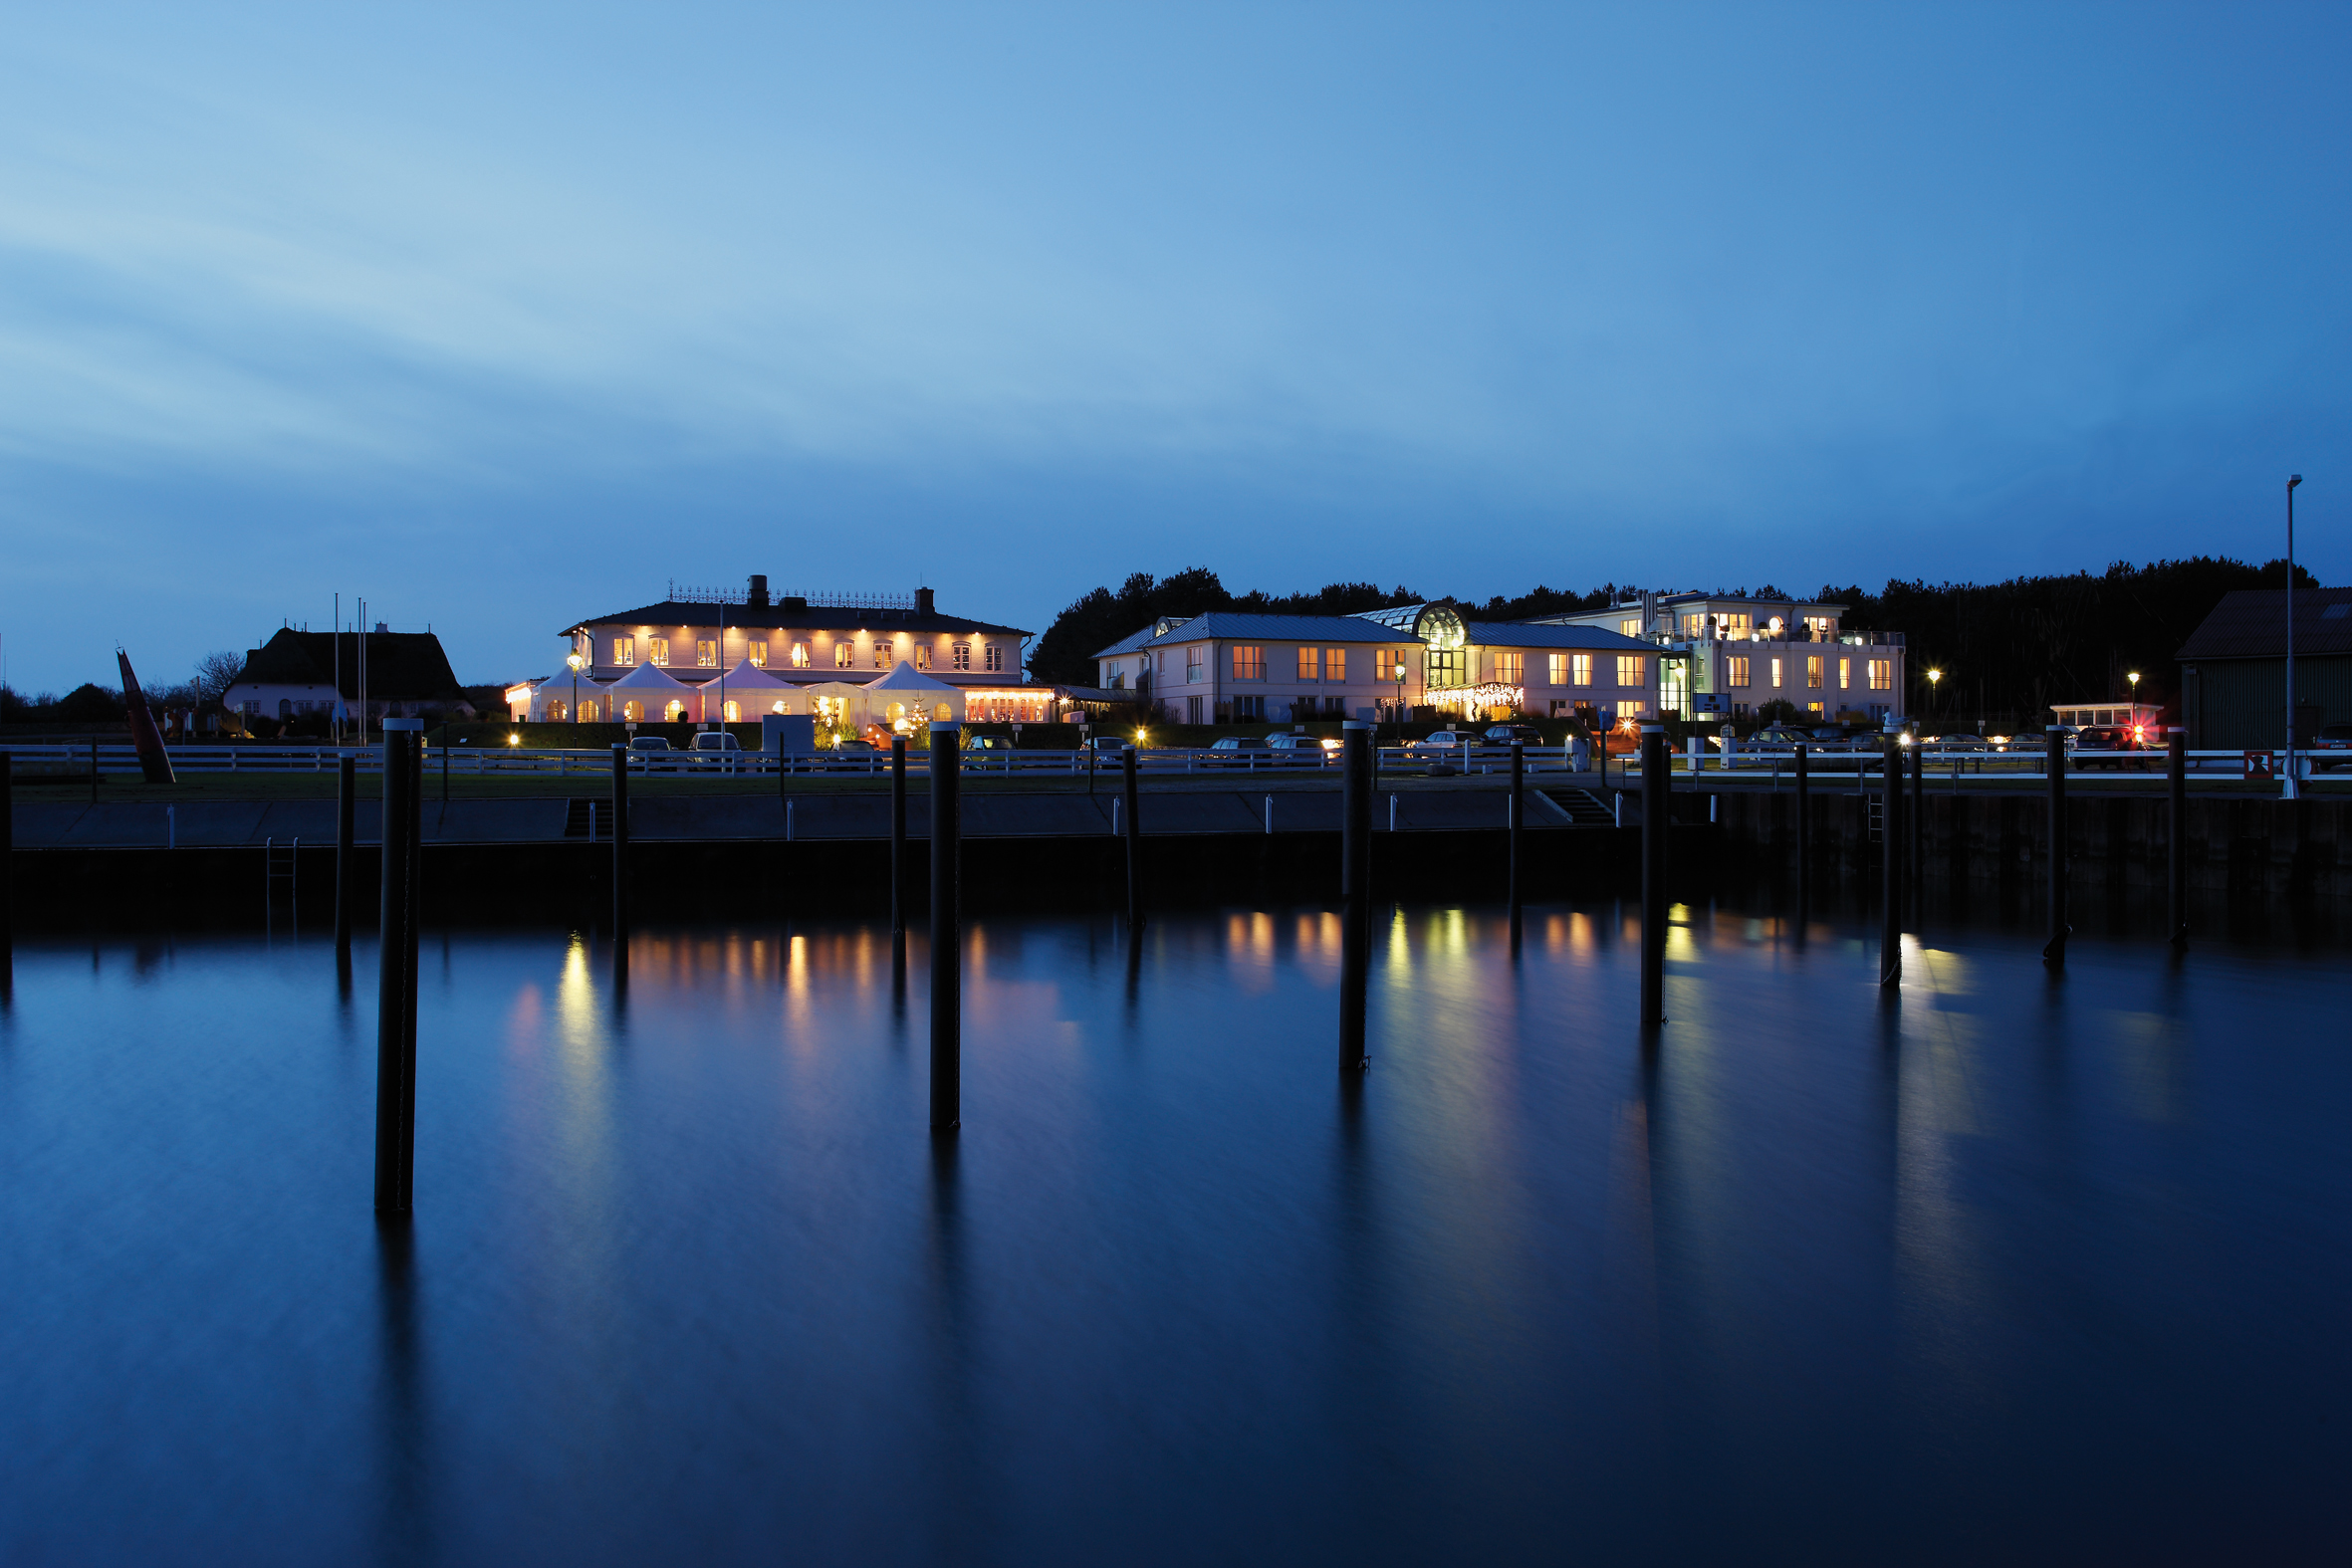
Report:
2184,656,2352,748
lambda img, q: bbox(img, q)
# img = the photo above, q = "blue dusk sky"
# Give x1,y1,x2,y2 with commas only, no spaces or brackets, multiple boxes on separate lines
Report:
1,2,2347,694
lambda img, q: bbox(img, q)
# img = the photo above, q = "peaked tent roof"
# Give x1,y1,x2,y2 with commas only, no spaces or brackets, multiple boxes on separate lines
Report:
863,660,961,693
710,657,797,691
603,661,696,691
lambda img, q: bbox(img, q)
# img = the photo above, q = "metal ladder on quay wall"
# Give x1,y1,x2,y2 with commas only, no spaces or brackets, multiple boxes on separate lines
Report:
264,837,299,921
1538,787,1618,826
563,798,604,839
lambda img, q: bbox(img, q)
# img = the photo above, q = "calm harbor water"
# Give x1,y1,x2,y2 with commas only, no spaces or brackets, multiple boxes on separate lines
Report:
1,902,2345,1564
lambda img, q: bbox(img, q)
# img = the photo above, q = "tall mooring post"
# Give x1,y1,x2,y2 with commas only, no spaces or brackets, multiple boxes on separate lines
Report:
373,726,420,1215
0,752,13,1002
1879,737,1903,988
335,755,356,954
1793,742,1811,921
609,744,631,939
930,723,962,1130
1640,724,1667,1026
1908,740,1925,921
1507,741,1525,917
890,737,908,936
1339,721,1372,1069
2042,725,2069,968
1123,746,1142,931
2167,727,2188,948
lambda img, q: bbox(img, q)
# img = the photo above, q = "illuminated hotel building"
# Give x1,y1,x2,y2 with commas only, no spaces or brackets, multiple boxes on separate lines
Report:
1529,590,1909,724
514,578,1045,723
1090,604,1661,726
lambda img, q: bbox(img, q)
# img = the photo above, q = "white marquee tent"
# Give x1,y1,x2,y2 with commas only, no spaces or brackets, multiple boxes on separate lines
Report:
705,657,800,721
863,661,965,727
602,660,701,723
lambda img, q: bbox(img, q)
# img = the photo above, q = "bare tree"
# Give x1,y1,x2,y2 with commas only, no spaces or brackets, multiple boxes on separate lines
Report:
193,650,246,706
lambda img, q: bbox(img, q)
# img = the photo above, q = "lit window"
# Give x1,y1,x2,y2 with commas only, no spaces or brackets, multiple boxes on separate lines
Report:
1620,618,1641,637
1615,654,1645,688
622,700,642,721
1493,652,1523,684
1806,656,1823,689
1297,647,1319,681
915,645,931,671
1427,649,1465,685
1770,657,1783,688
612,636,635,666
1232,645,1266,681
1571,653,1593,687
1729,656,1751,688
1324,648,1345,682
1804,615,1834,640
579,700,598,722
791,642,810,668
1723,612,1753,638
835,641,852,668
696,639,717,668
1839,657,1851,689
748,641,767,667
1376,649,1404,683
875,643,889,670
985,644,1003,672
1869,658,1893,691
1547,653,1568,685
1807,702,1824,714
723,701,740,722
952,643,971,671
1680,612,1705,637
648,637,670,667
1186,647,1204,683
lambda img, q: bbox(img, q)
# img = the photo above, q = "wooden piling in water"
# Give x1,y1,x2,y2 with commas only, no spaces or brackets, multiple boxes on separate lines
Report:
2168,727,2189,947
1640,724,1666,1026
1508,741,1525,917
1794,742,1810,921
373,729,417,1214
890,737,907,937
0,752,12,999
1880,737,1902,988
2043,726,2069,968
1340,722,1371,1069
930,723,961,1130
610,744,631,939
336,756,356,953
1123,746,1142,931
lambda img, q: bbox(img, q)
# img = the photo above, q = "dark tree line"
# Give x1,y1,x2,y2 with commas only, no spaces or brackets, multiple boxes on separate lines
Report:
1027,558,2317,722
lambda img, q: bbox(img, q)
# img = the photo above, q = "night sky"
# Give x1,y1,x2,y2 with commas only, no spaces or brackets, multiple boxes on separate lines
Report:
2,2,2345,694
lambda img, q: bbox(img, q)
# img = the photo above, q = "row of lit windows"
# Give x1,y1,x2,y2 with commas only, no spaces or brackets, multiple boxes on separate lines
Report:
1145,646,1652,687
1723,654,1892,692
609,635,1001,673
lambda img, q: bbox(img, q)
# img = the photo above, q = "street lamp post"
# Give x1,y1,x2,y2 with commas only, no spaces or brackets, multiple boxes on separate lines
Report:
1926,667,1942,726
2286,474,2303,799
567,651,585,726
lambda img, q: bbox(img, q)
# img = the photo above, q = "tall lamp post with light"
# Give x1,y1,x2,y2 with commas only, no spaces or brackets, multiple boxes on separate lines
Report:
2286,474,2303,799
567,651,585,728
1926,667,1942,727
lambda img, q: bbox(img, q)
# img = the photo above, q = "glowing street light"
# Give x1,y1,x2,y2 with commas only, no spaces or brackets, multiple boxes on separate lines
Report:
566,650,585,726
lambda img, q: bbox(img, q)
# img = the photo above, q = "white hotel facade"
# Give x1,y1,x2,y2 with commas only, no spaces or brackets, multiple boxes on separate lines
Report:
1535,591,1910,725
1092,604,1662,726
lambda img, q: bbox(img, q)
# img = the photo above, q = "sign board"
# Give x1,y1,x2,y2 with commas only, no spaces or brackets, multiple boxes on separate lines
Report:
2242,751,2274,781
762,714,817,756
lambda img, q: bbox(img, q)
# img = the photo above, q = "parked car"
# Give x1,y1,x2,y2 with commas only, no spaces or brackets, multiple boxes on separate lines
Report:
1081,736,1131,755
1205,736,1274,766
1405,730,1467,774
1482,724,1543,747
962,733,1017,753
1264,733,1331,765
627,734,676,771
2309,722,2352,770
2069,725,2149,770
688,732,741,753
1748,726,1807,748
1932,733,1992,752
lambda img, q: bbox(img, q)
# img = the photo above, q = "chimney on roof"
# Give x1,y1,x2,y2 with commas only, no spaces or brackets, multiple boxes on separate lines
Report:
915,587,935,615
374,621,388,633
748,573,770,607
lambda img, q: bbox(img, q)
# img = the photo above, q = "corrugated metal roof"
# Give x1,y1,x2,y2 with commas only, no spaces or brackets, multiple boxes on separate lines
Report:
2175,588,2352,661
1092,611,1658,660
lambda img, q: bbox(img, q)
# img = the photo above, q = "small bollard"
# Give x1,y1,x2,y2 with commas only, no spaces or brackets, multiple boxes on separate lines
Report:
610,744,631,939
1508,741,1524,916
373,728,417,1214
1794,743,1811,921
2043,725,2069,968
1124,747,1143,931
1880,738,1902,988
336,756,356,953
930,723,962,1130
890,737,908,936
2168,727,2188,948
1640,724,1667,1026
